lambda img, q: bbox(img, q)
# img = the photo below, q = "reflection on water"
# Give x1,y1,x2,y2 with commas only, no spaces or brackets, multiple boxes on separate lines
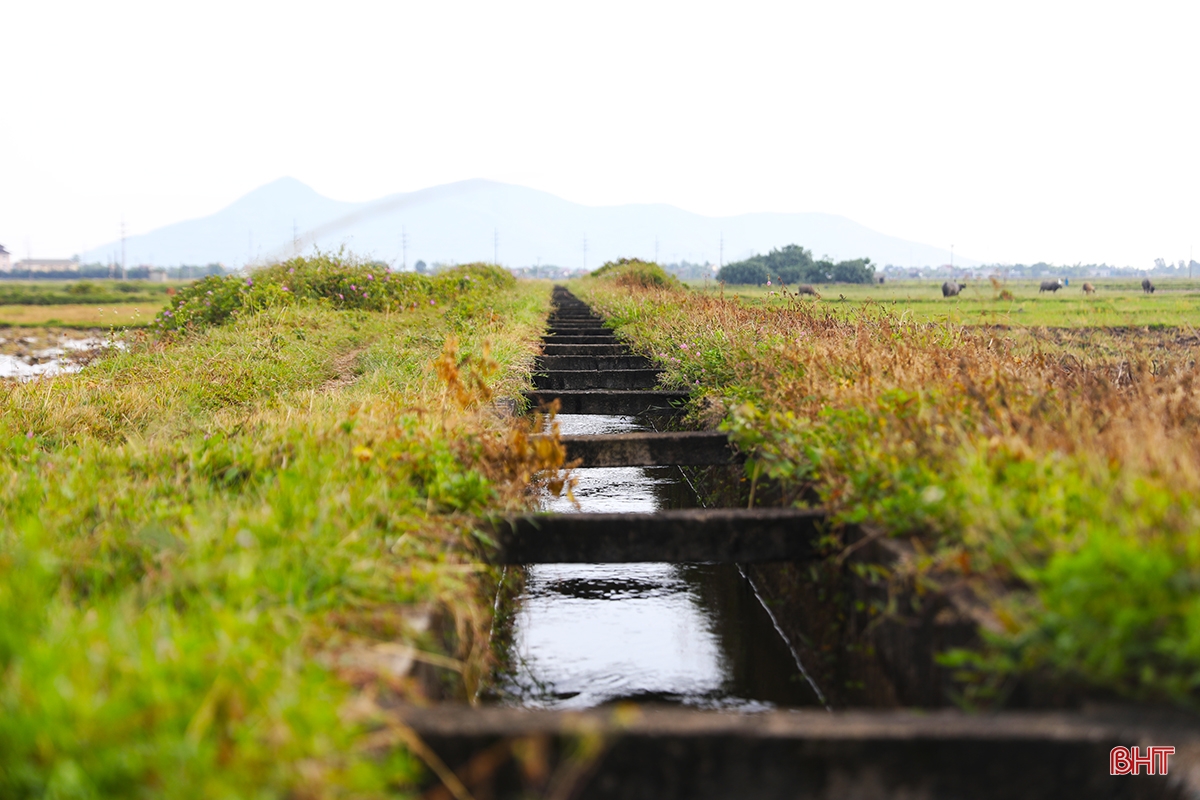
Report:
489,414,822,710
0,330,114,380
492,562,821,710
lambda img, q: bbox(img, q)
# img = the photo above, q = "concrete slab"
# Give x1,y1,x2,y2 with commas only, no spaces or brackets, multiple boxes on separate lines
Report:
480,507,826,563
524,389,688,415
559,431,738,466
533,370,661,391
401,704,1198,800
536,355,654,371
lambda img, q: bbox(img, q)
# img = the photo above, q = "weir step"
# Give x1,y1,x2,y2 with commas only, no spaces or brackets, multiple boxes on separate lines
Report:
536,355,653,371
533,369,661,391
544,334,619,345
525,389,687,415
541,344,628,356
481,508,826,563
402,704,1198,800
559,431,739,466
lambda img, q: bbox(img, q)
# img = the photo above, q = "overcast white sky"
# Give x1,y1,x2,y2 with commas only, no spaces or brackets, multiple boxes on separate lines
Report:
2,0,1197,266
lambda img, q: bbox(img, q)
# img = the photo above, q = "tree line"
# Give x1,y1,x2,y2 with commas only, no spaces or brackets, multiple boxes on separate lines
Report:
716,245,876,285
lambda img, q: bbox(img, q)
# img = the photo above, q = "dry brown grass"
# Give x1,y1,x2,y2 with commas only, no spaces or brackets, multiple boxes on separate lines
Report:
580,283,1200,704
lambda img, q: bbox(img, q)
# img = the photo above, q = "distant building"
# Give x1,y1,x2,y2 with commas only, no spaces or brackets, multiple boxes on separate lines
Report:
11,258,80,275
149,268,168,282
0,245,9,272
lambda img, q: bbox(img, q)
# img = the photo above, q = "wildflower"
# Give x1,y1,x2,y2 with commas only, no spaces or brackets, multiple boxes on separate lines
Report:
430,299,436,306
281,286,289,292
767,280,772,286
679,343,688,350
363,292,368,298
367,273,374,280
206,290,213,296
26,431,33,439
288,268,295,274
246,278,253,287
350,284,356,291
338,293,344,300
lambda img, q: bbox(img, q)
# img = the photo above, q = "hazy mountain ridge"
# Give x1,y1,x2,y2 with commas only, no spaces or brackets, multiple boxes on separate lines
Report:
83,178,978,270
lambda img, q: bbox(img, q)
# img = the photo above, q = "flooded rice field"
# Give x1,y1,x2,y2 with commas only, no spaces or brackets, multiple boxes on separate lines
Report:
0,328,114,380
486,414,825,711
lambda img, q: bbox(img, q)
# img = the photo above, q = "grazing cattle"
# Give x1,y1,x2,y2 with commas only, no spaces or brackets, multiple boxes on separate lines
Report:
796,284,821,298
1142,278,1156,294
1039,279,1064,293
1082,282,1096,295
942,281,966,297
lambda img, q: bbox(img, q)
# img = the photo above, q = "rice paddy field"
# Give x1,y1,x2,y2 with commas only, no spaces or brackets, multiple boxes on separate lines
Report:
700,277,1200,328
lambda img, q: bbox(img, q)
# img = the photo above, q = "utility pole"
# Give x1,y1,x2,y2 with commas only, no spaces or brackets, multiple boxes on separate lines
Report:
401,227,408,271
494,228,499,265
121,218,127,281
719,233,724,268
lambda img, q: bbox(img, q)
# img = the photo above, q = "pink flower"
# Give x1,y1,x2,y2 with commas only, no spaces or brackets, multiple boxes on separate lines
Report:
367,274,374,280
363,292,368,297
338,293,344,300
679,343,688,350
429,299,436,306
350,284,357,290
767,280,772,286
281,286,289,292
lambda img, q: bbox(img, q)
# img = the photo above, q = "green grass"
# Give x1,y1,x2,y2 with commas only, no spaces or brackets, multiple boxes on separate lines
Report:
699,278,1200,328
0,280,179,307
0,258,558,797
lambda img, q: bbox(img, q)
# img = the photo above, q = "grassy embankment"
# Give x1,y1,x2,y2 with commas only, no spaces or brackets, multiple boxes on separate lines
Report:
701,278,1200,328
578,261,1200,708
0,280,177,328
0,256,563,797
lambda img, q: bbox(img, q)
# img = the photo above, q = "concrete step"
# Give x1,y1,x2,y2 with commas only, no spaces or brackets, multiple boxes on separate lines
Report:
524,389,687,415
559,431,738,466
402,704,1198,800
544,335,620,345
536,355,653,371
533,370,661,391
480,508,826,563
542,344,628,356
547,327,612,336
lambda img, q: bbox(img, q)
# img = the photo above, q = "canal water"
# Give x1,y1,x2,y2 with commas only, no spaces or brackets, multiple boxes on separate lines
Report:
487,414,825,710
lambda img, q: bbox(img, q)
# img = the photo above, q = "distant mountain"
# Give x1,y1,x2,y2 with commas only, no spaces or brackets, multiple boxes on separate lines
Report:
83,178,978,270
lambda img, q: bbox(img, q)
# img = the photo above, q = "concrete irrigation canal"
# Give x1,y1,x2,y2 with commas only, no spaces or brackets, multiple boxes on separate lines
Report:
401,287,1200,799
